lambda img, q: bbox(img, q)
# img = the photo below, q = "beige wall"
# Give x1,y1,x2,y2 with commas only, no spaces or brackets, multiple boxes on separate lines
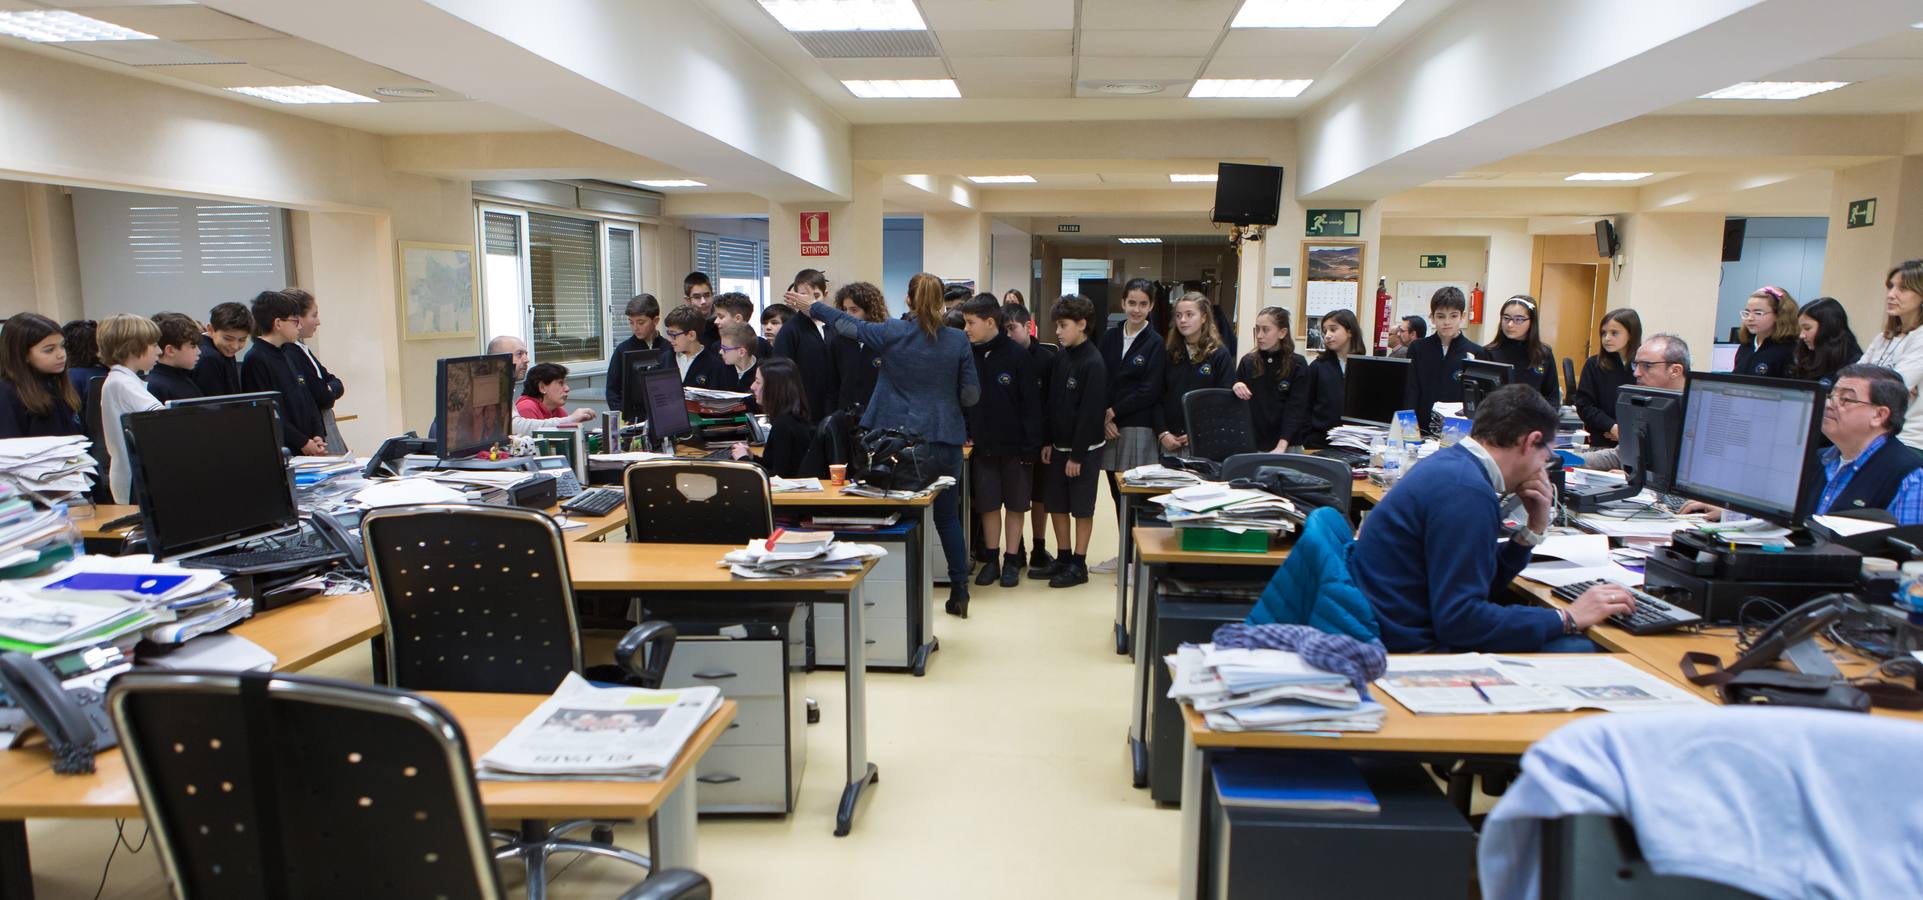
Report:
768,167,884,300
0,181,84,322
0,181,30,318
1821,156,1923,342
1614,213,1726,353
1378,235,1492,341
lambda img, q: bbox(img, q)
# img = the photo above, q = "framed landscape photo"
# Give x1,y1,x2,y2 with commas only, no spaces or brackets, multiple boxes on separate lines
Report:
399,240,477,341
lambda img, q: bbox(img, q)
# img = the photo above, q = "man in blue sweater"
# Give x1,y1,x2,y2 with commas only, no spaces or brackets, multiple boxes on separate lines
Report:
1351,384,1636,652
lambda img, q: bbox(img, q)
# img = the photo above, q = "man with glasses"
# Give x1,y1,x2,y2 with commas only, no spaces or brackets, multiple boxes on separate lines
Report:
1580,333,1688,469
1388,315,1426,359
1811,364,1923,524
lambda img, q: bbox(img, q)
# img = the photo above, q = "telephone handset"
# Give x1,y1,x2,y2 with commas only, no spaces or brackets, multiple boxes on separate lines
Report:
0,650,116,774
1722,595,1849,676
310,510,366,573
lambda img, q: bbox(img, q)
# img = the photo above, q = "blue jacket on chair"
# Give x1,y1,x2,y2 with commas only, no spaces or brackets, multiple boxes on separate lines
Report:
1246,506,1379,642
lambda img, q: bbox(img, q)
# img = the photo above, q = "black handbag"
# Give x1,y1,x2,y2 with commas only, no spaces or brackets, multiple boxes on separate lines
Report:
849,427,939,492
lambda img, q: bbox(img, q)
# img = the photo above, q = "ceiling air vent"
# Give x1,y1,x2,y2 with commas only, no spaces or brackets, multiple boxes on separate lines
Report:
794,30,939,58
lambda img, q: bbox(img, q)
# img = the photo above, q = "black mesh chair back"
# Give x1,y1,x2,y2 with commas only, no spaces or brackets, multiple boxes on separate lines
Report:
1562,357,1577,399
1181,388,1257,462
623,460,771,544
109,671,502,900
363,504,582,694
1223,451,1350,516
83,374,112,504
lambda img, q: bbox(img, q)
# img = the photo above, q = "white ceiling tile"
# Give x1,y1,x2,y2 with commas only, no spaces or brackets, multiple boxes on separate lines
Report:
920,0,1074,31
1078,30,1220,56
155,62,309,88
1080,0,1239,31
935,29,1072,57
1829,30,1923,61
818,57,951,79
948,55,1071,79
79,6,282,41
1077,56,1204,81
1202,56,1329,79
957,78,1073,99
1213,28,1364,59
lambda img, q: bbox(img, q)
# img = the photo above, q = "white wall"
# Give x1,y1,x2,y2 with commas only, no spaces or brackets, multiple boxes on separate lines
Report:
1716,217,1827,340
989,230,1031,301
1615,212,1726,352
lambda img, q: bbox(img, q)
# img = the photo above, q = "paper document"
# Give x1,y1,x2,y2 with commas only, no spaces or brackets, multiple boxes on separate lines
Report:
1519,561,1644,588
1531,534,1612,567
352,478,468,508
478,673,721,781
770,477,824,493
1374,654,1706,715
1811,515,1893,538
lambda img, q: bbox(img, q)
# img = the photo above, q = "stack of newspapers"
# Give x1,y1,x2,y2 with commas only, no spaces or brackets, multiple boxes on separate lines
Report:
478,673,723,782
1121,464,1204,489
1147,483,1300,534
1167,644,1386,733
719,530,886,579
0,436,97,499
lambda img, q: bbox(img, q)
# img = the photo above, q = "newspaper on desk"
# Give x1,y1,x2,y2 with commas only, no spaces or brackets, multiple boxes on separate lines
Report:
840,475,956,500
720,538,887,579
1121,464,1203,489
477,673,722,782
1373,653,1706,716
1166,645,1386,734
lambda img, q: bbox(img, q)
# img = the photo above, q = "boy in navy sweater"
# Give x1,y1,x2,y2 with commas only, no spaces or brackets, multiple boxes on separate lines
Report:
962,296,1040,588
1037,295,1108,588
1350,384,1635,652
1006,303,1059,573
1402,286,1479,432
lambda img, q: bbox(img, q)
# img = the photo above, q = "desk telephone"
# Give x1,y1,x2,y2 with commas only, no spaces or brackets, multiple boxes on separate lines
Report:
0,650,116,774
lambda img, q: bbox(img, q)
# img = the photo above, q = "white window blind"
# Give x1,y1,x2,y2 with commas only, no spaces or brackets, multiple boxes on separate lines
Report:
479,210,527,352
693,233,769,308
195,204,278,276
606,226,636,339
71,188,290,319
528,212,603,363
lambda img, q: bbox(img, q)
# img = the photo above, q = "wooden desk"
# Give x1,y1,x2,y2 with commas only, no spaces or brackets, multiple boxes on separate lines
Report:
70,502,627,545
771,482,935,508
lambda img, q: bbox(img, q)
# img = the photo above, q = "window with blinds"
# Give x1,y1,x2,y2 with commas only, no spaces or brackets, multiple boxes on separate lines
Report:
528,212,603,363
693,233,769,307
606,226,636,334
70,188,289,318
194,204,279,276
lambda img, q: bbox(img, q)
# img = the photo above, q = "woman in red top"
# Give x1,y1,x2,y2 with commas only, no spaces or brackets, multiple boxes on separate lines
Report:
515,362,576,424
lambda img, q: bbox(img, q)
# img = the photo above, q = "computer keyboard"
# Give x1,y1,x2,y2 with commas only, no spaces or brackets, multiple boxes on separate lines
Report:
1549,578,1703,635
185,541,345,575
559,487,625,518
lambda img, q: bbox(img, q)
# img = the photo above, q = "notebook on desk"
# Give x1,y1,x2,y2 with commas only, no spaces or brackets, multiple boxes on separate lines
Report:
1212,751,1380,813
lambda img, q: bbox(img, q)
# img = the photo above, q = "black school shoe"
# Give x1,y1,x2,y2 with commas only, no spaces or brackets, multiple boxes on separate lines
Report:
974,557,1001,586
1027,547,1056,576
944,583,970,618
1048,559,1088,588
999,554,1022,588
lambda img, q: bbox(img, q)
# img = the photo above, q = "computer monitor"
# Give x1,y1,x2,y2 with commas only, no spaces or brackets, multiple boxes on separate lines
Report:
620,348,673,422
1614,386,1683,493
1341,355,1410,426
1711,342,1740,372
122,397,297,560
436,353,514,459
1673,372,1825,525
637,367,692,442
1460,359,1514,417
169,391,281,409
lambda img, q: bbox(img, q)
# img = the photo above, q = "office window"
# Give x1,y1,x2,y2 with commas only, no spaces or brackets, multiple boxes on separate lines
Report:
480,209,527,352
477,206,644,366
607,225,636,336
693,233,769,309
70,187,290,318
528,212,602,364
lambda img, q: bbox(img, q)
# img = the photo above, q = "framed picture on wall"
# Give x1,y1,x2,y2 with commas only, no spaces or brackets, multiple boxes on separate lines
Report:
398,241,477,341
1300,241,1365,351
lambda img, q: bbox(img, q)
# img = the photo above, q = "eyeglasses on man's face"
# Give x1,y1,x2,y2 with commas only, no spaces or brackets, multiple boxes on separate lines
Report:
1629,359,1670,371
1827,391,1872,409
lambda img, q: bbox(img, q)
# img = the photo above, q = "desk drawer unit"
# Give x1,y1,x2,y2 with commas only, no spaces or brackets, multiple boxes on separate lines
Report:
651,607,807,816
808,526,929,672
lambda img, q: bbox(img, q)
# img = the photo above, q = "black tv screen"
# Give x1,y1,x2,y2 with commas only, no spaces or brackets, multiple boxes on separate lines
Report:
1595,219,1618,258
1212,163,1284,227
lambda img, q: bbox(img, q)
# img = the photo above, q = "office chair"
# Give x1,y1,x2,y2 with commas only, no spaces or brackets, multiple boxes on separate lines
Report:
82,374,111,504
1537,817,1759,899
362,503,677,897
1561,357,1577,401
1222,451,1350,516
623,459,772,544
1181,388,1257,462
108,671,712,900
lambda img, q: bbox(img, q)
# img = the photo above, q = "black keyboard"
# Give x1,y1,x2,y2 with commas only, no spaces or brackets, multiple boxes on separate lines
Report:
185,541,345,575
1549,578,1703,635
559,487,625,518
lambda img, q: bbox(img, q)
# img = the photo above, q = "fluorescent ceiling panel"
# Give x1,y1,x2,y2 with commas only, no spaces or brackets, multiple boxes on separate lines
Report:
225,85,376,104
1169,173,1218,182
758,0,926,31
1118,237,1163,244
842,78,959,98
966,175,1036,184
1565,172,1653,182
0,10,155,42
633,179,705,188
1697,81,1851,100
1230,0,1406,28
1188,78,1312,98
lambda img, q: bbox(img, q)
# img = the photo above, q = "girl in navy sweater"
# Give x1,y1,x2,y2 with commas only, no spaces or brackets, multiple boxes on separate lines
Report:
1154,293,1235,455
1232,306,1311,451
1733,286,1798,378
1483,295,1560,407
1790,296,1862,388
1303,309,1364,448
0,313,83,439
1099,278,1166,486
731,356,815,478
1573,308,1640,448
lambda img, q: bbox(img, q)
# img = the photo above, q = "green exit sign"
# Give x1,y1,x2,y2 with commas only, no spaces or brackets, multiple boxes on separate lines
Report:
1848,198,1876,229
1418,254,1447,268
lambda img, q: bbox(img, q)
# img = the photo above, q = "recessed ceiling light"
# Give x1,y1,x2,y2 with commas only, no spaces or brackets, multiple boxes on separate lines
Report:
1231,0,1406,28
1098,81,1164,95
966,175,1036,184
224,86,377,105
1169,173,1219,183
758,0,926,31
1565,172,1654,182
1118,237,1163,244
1697,81,1850,100
1189,78,1312,99
633,179,706,188
842,79,959,99
373,86,439,99
0,10,155,42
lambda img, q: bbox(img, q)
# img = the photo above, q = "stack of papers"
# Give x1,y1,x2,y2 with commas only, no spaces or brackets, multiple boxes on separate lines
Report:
842,475,957,500
802,512,899,530
1325,424,1385,452
352,477,468,508
1148,483,1300,534
0,494,80,573
145,633,275,673
5,555,244,656
1520,533,1645,588
770,477,824,493
479,673,722,782
719,536,887,579
1167,645,1387,734
291,458,358,487
1121,465,1203,489
0,436,97,498
682,387,751,417
0,584,153,654
1373,654,1707,715
1693,518,1794,547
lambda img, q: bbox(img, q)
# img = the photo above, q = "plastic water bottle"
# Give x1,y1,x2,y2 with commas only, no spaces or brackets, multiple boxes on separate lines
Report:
1898,562,1923,626
1382,446,1402,485
1369,434,1388,468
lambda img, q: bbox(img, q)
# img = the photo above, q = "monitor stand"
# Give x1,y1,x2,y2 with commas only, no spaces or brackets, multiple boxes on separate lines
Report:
1782,637,1841,677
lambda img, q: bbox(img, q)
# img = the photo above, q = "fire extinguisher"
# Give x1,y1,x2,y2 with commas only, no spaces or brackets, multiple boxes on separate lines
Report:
1373,276,1393,350
1469,282,1486,324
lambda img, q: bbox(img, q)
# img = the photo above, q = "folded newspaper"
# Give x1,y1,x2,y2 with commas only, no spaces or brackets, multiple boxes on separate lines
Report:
1372,653,1707,716
841,475,957,500
477,673,723,781
1121,464,1204,489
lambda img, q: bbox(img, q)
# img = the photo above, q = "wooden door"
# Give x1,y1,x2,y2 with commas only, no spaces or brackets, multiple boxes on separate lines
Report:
1539,263,1597,372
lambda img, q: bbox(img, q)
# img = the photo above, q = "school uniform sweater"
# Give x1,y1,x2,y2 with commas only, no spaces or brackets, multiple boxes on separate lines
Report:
240,337,326,454
1573,355,1634,448
771,310,837,422
603,332,669,409
1045,339,1107,462
143,363,202,404
190,335,242,396
1022,341,1058,463
1349,442,1562,653
288,341,343,412
1098,323,1166,430
0,377,81,439
1302,352,1346,448
1152,345,1234,437
1402,332,1479,429
1732,335,1796,379
1485,340,1560,406
679,344,726,389
1236,350,1312,449
827,333,882,415
753,412,815,478
966,333,1041,457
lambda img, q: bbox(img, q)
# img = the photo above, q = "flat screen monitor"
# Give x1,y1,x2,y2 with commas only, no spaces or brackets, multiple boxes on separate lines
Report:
638,367,691,442
620,348,673,421
1211,163,1284,227
1673,372,1825,525
1341,355,1410,426
123,398,297,560
1460,359,1513,417
436,353,514,459
169,390,281,410
1614,386,1682,493
1711,342,1740,372
1595,219,1619,257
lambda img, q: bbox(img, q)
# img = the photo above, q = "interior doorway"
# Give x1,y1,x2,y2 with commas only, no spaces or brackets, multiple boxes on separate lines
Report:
1539,262,1598,371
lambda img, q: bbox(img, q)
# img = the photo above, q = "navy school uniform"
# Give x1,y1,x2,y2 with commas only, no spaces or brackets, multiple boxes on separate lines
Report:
1302,352,1346,448
1402,332,1479,430
1573,355,1634,448
1733,336,1796,379
1097,324,1166,431
1152,344,1235,437
680,344,726,389
827,333,883,416
1045,340,1108,461
1484,340,1560,407
753,412,815,478
190,335,242,397
1236,350,1312,449
604,332,669,409
240,338,325,453
966,333,1041,457
0,376,81,439
143,363,203,404
771,311,837,422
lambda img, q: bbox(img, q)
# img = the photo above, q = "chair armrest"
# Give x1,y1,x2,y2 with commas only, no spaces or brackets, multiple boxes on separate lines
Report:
619,868,712,900
615,620,677,689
